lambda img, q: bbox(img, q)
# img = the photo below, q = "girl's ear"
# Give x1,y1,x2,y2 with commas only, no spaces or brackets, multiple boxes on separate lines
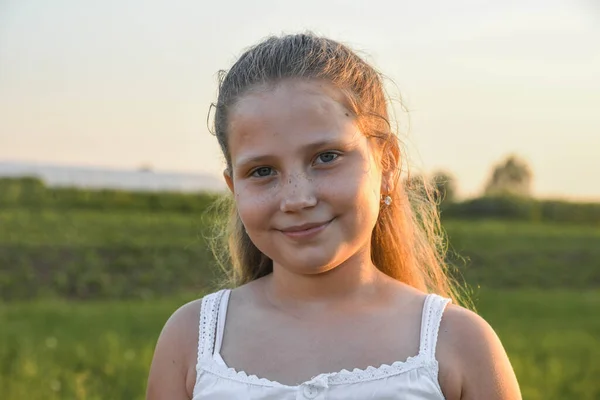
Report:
381,170,395,196
380,138,401,195
223,170,235,194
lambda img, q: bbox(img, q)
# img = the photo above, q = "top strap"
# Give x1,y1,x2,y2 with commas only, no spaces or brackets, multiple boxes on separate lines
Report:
196,289,227,366
213,289,232,355
418,294,451,360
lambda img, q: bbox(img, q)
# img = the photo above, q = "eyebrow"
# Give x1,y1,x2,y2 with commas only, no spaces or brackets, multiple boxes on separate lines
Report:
234,139,348,169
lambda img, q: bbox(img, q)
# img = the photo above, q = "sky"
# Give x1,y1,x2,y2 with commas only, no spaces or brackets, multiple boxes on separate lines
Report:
0,0,599,200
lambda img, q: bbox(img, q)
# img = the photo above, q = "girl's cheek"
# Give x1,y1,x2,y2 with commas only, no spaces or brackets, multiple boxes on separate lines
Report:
236,186,274,217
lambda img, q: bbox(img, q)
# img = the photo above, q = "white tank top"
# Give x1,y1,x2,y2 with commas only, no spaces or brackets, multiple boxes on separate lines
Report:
193,289,451,400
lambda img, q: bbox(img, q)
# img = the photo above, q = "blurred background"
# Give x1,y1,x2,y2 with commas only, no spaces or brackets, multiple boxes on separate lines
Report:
1,0,599,399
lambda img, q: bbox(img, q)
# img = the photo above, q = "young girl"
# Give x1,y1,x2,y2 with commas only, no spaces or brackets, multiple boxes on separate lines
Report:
147,33,521,400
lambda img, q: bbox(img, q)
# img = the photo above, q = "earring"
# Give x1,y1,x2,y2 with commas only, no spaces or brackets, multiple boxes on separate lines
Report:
382,195,392,206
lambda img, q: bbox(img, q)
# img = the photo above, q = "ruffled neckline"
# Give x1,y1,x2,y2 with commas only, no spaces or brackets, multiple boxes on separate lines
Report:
197,351,436,388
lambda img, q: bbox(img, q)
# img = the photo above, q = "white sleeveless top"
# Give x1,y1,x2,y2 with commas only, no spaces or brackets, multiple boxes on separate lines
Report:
193,289,451,400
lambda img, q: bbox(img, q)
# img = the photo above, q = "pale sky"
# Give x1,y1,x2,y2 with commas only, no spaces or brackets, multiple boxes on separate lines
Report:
1,0,599,200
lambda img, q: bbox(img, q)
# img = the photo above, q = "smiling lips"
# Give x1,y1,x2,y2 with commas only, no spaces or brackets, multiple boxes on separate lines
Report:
279,219,333,239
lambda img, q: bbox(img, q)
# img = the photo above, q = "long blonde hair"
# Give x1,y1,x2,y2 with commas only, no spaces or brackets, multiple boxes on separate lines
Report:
209,33,468,305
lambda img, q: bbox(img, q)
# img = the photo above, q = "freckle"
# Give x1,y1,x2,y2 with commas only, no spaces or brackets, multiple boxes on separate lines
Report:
345,112,349,117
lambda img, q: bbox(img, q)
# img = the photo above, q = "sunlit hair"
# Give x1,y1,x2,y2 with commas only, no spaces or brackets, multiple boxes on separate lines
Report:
209,33,468,305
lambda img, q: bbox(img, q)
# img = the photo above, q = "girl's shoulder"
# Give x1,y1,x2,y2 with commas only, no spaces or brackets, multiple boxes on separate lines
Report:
147,293,219,399
435,303,521,399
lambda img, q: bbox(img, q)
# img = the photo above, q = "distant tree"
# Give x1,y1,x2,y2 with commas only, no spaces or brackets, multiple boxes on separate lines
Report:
139,163,154,173
484,155,533,197
431,171,457,203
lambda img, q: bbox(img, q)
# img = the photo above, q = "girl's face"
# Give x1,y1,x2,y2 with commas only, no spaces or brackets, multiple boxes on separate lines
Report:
225,79,389,275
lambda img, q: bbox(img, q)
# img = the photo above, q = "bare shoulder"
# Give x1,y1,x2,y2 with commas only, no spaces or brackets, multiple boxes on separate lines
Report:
436,303,522,400
146,298,204,400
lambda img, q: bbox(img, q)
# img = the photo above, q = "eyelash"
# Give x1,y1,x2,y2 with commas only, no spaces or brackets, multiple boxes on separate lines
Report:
249,151,341,178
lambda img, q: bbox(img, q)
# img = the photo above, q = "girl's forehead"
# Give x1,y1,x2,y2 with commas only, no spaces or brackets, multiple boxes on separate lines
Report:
226,81,362,159
230,80,349,126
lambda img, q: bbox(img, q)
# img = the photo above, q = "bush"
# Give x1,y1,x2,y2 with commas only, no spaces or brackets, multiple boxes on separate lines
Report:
442,195,600,226
0,177,222,214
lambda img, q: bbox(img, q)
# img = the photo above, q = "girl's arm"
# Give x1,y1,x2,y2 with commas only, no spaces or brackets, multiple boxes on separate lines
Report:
146,300,203,400
438,306,522,400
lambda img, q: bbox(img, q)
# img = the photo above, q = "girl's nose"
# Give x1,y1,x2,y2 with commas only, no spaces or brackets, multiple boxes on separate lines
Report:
279,173,317,213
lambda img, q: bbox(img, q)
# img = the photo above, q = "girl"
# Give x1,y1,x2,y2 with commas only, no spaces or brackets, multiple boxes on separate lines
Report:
147,33,521,400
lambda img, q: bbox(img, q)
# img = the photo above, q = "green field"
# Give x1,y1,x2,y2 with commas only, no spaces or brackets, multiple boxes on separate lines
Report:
1,208,599,300
1,289,599,399
1,206,599,399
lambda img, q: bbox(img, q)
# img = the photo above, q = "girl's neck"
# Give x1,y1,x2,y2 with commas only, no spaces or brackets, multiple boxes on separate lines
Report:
262,247,390,312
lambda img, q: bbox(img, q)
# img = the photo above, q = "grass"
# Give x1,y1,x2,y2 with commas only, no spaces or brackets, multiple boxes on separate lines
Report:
473,289,600,399
443,219,600,288
0,209,220,300
1,289,599,399
0,294,191,400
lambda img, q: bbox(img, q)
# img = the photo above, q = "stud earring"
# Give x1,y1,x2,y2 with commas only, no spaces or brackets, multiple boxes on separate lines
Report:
382,195,392,206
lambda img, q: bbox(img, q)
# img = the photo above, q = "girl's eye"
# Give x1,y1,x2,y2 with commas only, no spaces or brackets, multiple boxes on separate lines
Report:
251,167,274,177
316,152,339,164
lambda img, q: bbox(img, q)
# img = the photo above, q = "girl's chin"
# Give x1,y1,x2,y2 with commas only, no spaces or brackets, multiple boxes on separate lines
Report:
271,253,341,275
